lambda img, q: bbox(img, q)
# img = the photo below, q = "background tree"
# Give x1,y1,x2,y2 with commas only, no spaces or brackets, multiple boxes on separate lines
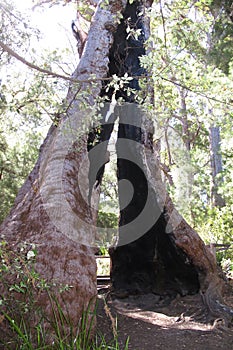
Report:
139,0,233,274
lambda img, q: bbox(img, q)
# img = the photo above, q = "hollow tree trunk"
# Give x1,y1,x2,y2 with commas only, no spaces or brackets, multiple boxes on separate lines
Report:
96,0,232,324
0,0,128,341
0,2,232,344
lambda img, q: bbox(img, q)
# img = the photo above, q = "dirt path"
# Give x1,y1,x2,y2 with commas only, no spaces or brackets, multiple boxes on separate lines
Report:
97,287,233,350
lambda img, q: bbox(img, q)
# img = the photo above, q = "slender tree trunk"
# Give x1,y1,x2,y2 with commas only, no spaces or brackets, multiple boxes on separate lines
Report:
178,87,191,152
205,29,225,208
209,125,225,207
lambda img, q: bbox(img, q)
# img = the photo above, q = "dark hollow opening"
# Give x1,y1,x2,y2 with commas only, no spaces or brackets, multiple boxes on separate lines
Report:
88,0,200,297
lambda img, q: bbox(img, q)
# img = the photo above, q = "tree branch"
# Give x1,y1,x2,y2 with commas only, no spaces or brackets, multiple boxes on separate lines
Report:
0,40,77,82
159,0,167,53
1,40,232,108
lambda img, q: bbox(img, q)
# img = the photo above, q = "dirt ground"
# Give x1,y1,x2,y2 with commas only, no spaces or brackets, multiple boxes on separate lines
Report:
96,282,233,350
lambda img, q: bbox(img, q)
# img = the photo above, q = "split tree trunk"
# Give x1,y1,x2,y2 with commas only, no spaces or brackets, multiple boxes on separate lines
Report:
0,1,232,344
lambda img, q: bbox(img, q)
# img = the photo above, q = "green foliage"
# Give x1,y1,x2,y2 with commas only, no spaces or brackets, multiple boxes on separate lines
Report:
0,0,40,63
196,206,233,276
0,2,47,224
208,0,233,74
0,131,43,223
97,211,118,230
96,210,118,249
196,206,233,245
96,256,110,276
95,157,119,249
0,0,73,223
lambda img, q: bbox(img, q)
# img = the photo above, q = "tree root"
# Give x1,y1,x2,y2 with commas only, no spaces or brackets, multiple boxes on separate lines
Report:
201,279,233,327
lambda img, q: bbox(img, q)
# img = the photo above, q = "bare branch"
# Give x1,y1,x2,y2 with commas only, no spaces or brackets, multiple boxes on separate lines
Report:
159,0,167,53
0,40,76,82
159,75,233,107
32,0,98,10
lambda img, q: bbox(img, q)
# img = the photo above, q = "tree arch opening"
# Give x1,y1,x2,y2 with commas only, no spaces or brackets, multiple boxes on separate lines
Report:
87,0,200,298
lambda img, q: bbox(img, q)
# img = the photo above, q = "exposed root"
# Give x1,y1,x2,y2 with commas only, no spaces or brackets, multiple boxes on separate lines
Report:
102,296,118,338
201,280,233,327
212,318,228,331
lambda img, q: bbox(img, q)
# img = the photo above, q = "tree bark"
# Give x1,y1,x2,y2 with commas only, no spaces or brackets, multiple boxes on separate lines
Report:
0,0,128,342
209,125,226,207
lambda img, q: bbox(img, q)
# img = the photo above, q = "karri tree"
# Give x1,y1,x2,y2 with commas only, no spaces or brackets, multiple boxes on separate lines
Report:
0,0,232,343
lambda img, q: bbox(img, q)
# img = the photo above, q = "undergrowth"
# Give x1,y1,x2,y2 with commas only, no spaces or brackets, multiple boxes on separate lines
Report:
0,240,129,350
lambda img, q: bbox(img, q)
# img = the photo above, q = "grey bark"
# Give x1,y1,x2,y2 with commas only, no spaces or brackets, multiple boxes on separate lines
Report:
209,125,225,207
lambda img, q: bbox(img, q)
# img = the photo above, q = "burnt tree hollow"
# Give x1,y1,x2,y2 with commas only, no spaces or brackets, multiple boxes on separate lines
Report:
87,0,200,298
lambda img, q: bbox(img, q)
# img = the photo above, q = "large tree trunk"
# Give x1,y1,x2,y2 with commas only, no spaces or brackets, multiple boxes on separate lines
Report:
0,0,128,343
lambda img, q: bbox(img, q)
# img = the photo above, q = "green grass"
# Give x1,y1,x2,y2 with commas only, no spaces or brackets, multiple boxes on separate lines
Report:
1,297,129,350
1,315,129,349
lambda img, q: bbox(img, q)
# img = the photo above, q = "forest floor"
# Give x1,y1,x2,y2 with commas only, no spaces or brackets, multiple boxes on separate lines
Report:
96,280,233,350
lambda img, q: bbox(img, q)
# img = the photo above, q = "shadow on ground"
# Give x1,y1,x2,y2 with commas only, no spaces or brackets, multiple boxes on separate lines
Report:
97,287,233,350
